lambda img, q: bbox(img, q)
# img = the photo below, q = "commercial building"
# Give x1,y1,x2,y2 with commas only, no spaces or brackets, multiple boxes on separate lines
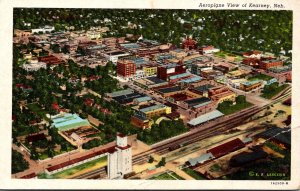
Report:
242,58,260,68
239,80,263,92
31,26,55,34
103,50,130,63
130,115,153,129
187,110,224,127
170,49,188,59
208,86,236,104
242,50,262,59
134,77,168,89
38,55,63,65
143,64,158,77
117,60,136,80
200,69,223,79
157,63,186,81
199,45,220,54
133,96,152,105
259,59,283,70
14,29,32,37
108,134,132,179
135,104,172,119
157,86,183,97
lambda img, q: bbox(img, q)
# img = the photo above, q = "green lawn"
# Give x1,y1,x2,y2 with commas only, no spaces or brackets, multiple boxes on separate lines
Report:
182,168,207,180
261,84,289,99
42,156,107,179
149,172,184,180
217,102,253,115
248,74,273,81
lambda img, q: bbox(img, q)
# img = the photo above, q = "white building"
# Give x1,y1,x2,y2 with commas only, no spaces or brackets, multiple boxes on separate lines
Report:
31,26,55,34
103,51,131,64
108,134,132,179
22,61,47,71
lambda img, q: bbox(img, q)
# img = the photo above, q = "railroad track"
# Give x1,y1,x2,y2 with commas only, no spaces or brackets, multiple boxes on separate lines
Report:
73,92,291,179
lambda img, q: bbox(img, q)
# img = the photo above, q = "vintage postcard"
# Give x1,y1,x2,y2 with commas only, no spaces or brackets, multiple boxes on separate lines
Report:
0,0,299,189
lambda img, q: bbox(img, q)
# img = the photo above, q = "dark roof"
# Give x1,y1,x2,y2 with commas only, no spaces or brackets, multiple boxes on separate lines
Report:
20,172,37,179
283,98,291,106
165,112,180,119
194,84,214,92
158,86,182,94
147,77,166,84
229,150,268,167
256,127,291,146
116,145,131,150
170,93,188,101
46,146,115,172
184,97,211,107
117,133,126,138
26,133,46,143
113,92,144,104
207,138,245,158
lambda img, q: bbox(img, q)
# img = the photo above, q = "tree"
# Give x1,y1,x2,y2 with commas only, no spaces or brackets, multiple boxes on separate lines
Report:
156,157,166,167
236,95,246,104
148,155,154,163
12,149,29,174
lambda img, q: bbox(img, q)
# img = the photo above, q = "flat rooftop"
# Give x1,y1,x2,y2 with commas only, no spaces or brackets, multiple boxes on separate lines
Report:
51,113,90,131
109,88,134,98
188,110,224,126
158,86,182,94
194,84,214,92
140,104,167,113
184,97,211,107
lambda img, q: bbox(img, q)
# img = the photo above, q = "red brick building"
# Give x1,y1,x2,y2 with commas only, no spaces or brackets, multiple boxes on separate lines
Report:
259,59,283,70
182,37,197,50
117,60,136,78
242,58,260,68
157,64,186,81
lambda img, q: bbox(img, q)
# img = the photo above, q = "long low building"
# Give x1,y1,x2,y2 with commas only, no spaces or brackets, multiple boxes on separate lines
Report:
136,104,172,119
187,110,224,127
51,113,90,131
187,153,215,167
207,138,245,158
45,146,114,175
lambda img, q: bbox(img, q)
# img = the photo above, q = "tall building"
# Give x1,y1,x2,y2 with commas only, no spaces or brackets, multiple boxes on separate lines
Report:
108,134,132,179
117,60,136,80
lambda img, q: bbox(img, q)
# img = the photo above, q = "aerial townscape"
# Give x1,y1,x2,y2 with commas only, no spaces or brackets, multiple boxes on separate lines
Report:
12,9,291,180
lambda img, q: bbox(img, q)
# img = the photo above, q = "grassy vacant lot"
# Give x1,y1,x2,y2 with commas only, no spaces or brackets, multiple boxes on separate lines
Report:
261,84,289,99
149,172,184,180
218,101,253,115
214,51,243,61
39,156,107,179
248,74,273,81
182,168,207,180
